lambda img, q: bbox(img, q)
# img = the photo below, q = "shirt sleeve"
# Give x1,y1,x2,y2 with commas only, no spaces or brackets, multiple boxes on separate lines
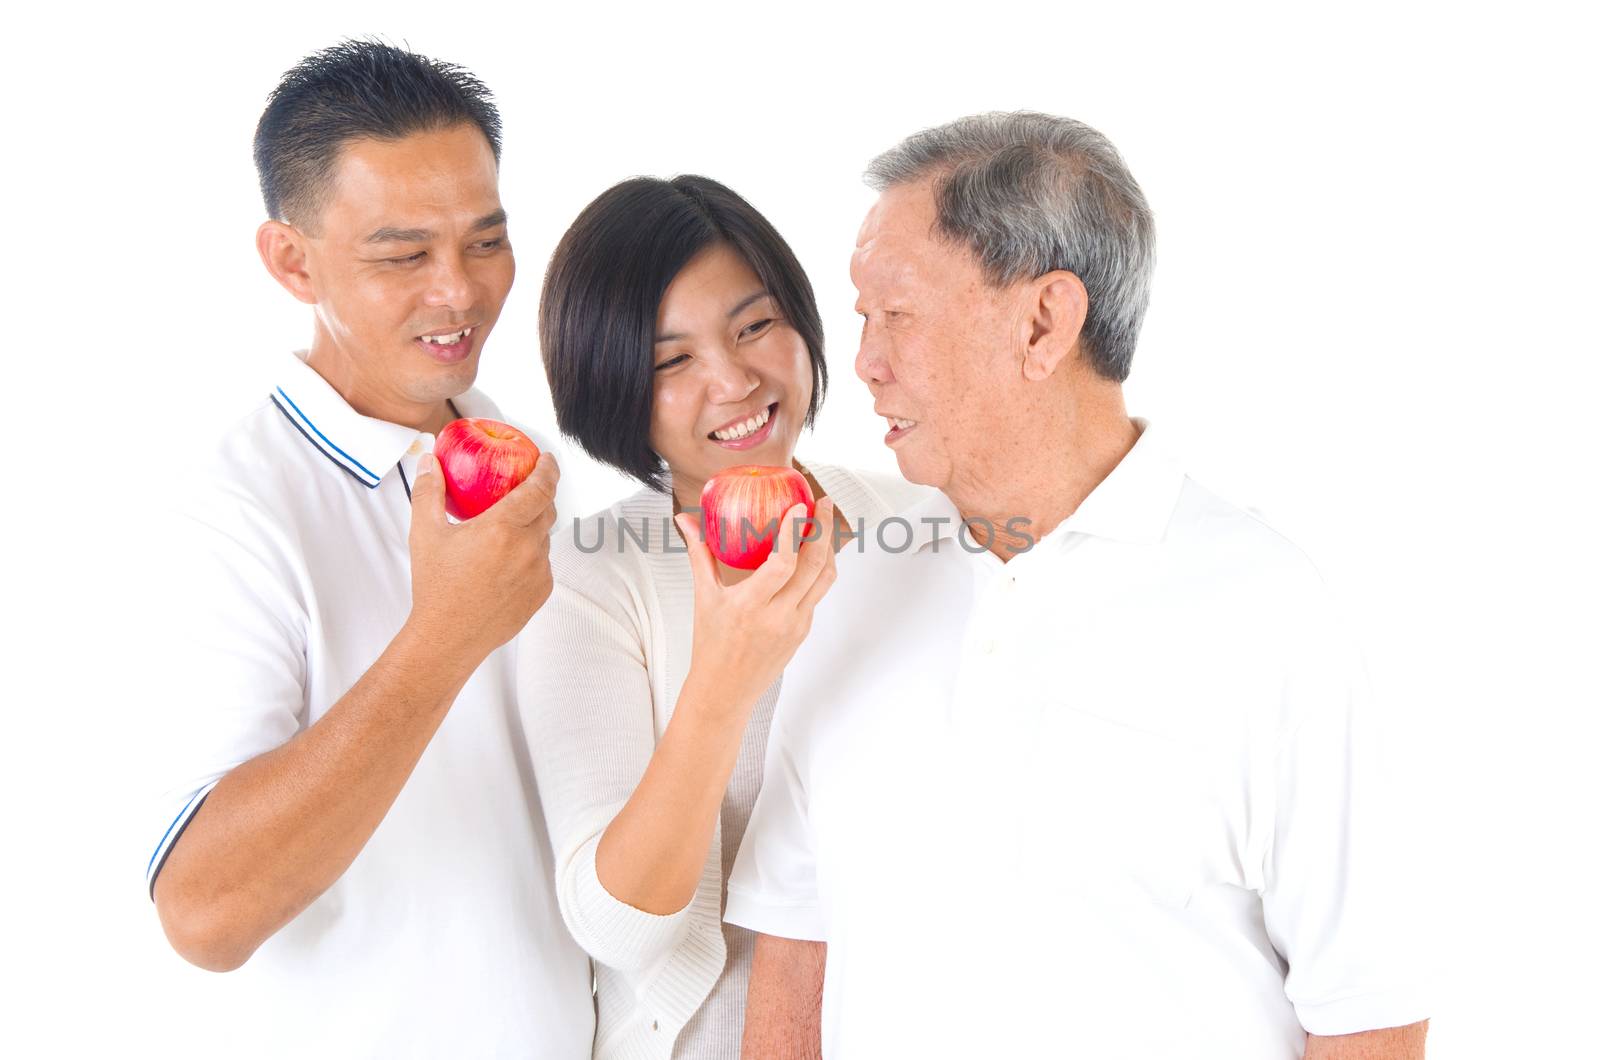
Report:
724,701,826,942
516,549,695,973
1260,576,1435,1035
146,491,308,898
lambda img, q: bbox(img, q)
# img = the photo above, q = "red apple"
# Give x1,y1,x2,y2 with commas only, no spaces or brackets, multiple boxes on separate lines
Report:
700,465,817,570
434,417,541,520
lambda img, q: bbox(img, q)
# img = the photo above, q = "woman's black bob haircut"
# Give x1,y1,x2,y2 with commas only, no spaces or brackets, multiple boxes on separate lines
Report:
540,175,828,492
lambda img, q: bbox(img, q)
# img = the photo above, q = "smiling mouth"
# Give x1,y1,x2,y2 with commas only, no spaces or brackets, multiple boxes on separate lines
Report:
884,415,920,445
709,402,778,443
413,325,477,364
418,326,474,346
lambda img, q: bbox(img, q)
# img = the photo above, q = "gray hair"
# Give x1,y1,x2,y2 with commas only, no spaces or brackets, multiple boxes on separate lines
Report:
865,112,1155,382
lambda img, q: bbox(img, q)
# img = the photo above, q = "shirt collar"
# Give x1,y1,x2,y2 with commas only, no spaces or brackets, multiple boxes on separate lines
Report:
1052,416,1187,546
270,352,505,489
903,416,1187,555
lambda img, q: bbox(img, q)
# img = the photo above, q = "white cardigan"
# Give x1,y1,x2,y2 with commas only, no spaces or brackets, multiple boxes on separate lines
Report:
517,462,931,1059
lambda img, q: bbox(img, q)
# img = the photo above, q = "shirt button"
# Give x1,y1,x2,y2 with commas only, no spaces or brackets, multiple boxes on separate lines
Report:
982,639,998,655
651,1020,659,1031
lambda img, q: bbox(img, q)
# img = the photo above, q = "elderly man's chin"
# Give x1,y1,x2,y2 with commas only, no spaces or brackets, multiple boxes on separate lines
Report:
889,440,949,490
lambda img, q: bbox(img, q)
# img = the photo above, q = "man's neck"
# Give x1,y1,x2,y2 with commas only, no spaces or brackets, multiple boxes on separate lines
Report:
305,342,456,435
945,401,1140,562
421,399,461,437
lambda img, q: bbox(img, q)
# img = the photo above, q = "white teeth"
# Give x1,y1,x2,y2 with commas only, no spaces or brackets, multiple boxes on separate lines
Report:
421,327,471,345
887,417,917,431
712,404,772,441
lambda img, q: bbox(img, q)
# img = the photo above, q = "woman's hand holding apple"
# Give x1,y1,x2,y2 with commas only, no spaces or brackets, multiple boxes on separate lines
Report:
673,495,837,720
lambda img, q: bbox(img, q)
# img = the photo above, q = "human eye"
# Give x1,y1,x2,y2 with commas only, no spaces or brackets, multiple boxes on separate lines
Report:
654,353,691,371
738,318,775,340
387,251,426,265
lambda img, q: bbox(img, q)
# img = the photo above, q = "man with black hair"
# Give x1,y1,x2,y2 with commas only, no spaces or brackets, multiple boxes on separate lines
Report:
146,41,594,1057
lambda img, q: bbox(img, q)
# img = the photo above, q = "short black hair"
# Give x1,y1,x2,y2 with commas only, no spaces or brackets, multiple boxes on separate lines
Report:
253,39,503,229
540,175,829,492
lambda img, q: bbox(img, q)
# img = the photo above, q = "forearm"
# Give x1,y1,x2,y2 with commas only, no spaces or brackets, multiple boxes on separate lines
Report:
1305,1020,1429,1059
742,934,826,1059
154,621,481,970
594,671,749,914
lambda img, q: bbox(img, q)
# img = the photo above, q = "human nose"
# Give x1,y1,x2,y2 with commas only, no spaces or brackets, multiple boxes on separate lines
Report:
422,249,473,309
855,319,894,386
705,348,761,404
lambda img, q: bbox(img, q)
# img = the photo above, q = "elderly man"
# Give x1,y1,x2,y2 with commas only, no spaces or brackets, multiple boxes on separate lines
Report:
726,113,1431,1058
146,42,593,1057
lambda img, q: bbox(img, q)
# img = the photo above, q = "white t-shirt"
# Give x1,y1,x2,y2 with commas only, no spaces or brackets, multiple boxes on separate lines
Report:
725,417,1433,1059
146,352,595,1059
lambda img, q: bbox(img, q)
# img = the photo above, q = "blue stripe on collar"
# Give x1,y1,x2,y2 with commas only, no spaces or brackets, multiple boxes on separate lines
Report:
270,394,381,489
272,386,382,487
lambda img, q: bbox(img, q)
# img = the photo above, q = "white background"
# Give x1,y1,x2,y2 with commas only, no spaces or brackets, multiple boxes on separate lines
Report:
5,1,1595,1056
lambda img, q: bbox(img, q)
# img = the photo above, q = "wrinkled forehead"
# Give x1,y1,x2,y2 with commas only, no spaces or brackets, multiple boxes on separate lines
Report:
851,181,973,297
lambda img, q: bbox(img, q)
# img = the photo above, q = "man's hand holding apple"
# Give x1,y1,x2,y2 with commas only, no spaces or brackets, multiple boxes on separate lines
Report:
406,447,561,667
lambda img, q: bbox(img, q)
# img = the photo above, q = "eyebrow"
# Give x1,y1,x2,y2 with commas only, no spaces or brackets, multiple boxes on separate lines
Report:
363,208,509,245
655,290,772,344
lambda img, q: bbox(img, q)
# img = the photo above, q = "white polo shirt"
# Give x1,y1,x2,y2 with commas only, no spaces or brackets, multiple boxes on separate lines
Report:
725,418,1433,1059
146,352,594,1059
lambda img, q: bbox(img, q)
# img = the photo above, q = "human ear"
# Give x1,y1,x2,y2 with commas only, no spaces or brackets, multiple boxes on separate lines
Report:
256,220,318,305
1020,270,1089,382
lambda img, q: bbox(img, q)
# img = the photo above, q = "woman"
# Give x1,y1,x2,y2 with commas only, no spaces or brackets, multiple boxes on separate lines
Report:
518,175,930,1058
